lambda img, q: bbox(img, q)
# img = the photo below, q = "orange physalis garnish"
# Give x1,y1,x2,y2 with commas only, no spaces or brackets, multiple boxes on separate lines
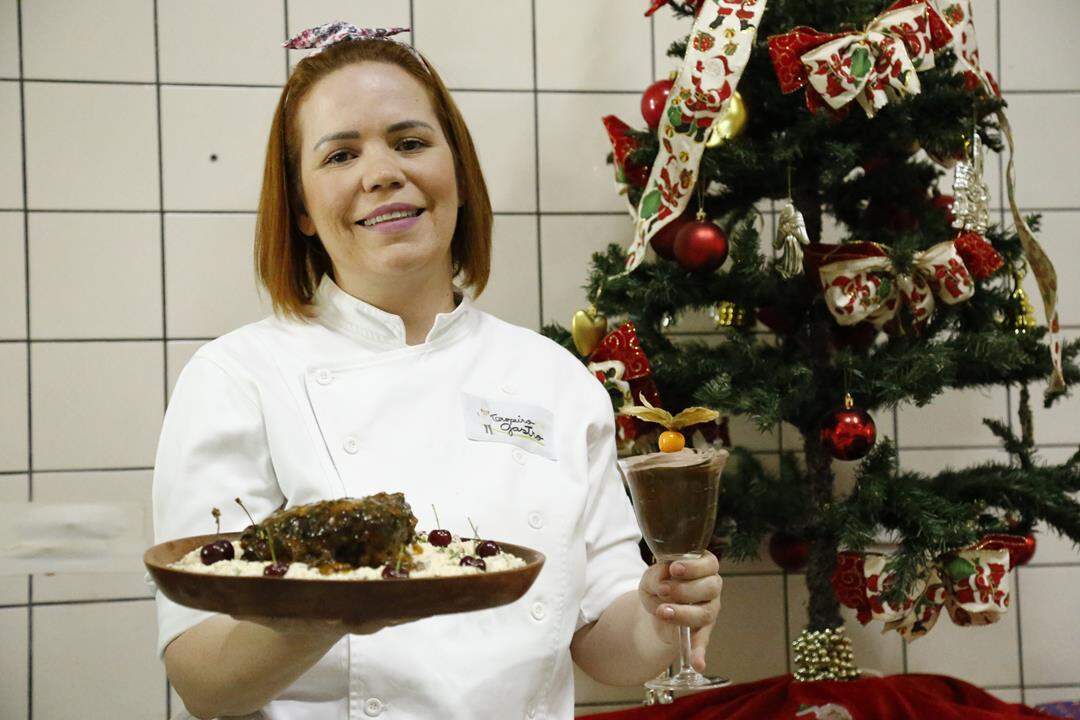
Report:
618,396,720,453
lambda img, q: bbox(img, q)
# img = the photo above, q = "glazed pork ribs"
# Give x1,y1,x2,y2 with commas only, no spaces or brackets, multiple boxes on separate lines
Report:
240,492,418,570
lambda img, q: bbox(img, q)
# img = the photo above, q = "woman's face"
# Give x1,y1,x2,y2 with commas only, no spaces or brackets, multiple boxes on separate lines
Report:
295,61,460,287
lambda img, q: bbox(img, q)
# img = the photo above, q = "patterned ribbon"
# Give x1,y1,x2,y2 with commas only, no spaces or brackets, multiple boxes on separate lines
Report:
933,0,1065,390
619,0,769,275
833,536,1019,641
282,21,424,66
586,323,661,449
768,1,952,117
812,240,974,328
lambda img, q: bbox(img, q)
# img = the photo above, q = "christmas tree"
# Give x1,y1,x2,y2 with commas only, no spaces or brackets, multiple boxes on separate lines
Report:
544,0,1080,678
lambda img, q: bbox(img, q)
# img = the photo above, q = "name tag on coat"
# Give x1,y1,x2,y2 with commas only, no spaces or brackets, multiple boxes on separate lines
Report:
461,391,557,460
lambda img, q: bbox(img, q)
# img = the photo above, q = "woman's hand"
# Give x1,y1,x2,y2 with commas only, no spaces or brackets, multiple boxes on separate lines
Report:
637,551,723,672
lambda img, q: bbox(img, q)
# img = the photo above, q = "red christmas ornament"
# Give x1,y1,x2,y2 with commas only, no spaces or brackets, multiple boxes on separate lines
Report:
954,231,1004,279
641,79,674,131
650,211,693,260
930,193,956,227
673,213,728,272
983,532,1037,567
1014,533,1037,567
768,532,809,572
820,394,877,461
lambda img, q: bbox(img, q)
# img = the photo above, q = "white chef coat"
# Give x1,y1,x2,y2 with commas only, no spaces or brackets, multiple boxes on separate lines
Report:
152,274,646,720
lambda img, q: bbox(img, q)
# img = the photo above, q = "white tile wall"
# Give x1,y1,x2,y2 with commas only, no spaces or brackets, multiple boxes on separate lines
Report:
2,0,1078,717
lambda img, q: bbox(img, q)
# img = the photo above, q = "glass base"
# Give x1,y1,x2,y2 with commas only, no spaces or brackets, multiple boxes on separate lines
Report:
644,668,731,692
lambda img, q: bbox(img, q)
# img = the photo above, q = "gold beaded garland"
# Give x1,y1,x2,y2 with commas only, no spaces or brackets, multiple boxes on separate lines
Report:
792,626,859,682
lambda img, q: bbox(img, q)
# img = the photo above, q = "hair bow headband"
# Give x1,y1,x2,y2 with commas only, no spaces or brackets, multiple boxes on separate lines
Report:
282,21,427,68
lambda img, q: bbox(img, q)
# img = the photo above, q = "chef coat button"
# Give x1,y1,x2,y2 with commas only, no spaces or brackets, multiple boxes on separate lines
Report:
364,697,384,716
512,448,526,464
501,382,517,395
531,602,545,621
315,368,332,385
528,512,543,530
343,436,359,454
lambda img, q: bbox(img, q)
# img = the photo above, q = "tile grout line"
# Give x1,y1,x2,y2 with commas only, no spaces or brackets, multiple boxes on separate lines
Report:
15,1,33,718
531,0,543,328
150,2,170,716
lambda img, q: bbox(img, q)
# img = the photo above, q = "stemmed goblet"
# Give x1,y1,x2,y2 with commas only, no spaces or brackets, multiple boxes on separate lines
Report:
619,447,729,692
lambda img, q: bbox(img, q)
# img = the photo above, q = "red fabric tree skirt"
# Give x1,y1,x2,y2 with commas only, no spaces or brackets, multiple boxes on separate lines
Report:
587,674,1050,719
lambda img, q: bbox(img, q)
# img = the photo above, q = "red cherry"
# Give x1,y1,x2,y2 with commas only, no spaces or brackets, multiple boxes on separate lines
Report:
263,561,290,577
673,220,728,273
428,529,452,547
382,564,410,579
476,540,499,558
200,539,235,565
641,79,674,130
459,556,486,571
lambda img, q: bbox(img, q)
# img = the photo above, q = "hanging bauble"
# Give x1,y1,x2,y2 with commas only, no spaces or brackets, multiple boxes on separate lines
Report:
930,193,956,227
954,231,1004,279
650,211,693,260
768,532,810,572
571,305,607,356
983,531,1037,567
820,393,877,461
711,301,747,328
673,209,728,273
1014,533,1037,567
641,78,674,131
705,91,748,147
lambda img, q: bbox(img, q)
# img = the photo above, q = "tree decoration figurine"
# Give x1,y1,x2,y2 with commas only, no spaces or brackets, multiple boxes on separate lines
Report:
774,199,810,279
951,130,991,235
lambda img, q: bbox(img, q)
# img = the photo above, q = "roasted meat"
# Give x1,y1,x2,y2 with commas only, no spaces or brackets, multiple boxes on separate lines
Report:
240,492,418,571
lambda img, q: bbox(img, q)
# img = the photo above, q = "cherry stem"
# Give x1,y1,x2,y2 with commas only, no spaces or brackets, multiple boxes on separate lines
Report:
467,516,479,542
211,507,221,536
432,504,442,530
236,497,277,565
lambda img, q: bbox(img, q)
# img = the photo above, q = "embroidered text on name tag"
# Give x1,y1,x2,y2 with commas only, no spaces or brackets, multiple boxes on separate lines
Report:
461,391,557,460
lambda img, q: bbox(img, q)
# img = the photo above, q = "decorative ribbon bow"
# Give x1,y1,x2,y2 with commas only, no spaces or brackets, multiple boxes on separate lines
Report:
586,323,662,451
768,1,952,117
832,535,1020,641
283,21,413,57
812,240,974,328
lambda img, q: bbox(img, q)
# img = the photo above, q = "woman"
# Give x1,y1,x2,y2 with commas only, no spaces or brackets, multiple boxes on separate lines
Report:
153,23,722,720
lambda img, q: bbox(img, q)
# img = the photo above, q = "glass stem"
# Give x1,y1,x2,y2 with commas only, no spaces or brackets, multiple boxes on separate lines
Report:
678,625,694,675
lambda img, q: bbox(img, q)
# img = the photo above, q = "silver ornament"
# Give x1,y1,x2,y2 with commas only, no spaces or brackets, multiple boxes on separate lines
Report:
951,131,991,234
774,201,810,279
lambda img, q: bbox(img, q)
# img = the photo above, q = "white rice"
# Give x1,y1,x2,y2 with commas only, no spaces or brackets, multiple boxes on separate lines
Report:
169,533,526,580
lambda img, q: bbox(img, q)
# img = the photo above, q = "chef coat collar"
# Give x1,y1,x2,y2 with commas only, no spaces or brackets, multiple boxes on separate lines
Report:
313,274,472,349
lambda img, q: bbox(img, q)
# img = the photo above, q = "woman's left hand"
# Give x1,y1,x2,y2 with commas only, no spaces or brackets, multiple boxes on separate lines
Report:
638,551,723,672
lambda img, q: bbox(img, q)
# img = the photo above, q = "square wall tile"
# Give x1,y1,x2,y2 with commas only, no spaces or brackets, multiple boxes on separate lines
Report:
454,91,536,213
654,7,691,79
969,0,1000,81
706,574,788,682
159,0,285,85
287,0,412,75
1019,566,1080,686
166,340,206,400
30,341,164,470
33,600,165,719
0,0,18,77
470,214,540,331
0,212,26,338
1001,0,1080,91
538,92,644,212
1001,93,1080,210
25,82,159,210
31,470,154,602
573,664,645,706
536,0,652,91
896,386,1008,448
414,0,532,90
22,0,155,82
0,343,28,472
0,476,29,606
0,608,28,720
28,212,162,339
164,213,272,337
0,82,21,209
160,86,280,211
786,573,905,677
906,595,1021,687
539,214,633,327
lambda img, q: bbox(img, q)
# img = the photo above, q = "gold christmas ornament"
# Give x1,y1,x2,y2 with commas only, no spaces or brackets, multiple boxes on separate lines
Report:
571,305,607,356
706,91,748,147
1008,269,1038,334
711,301,747,328
792,626,860,682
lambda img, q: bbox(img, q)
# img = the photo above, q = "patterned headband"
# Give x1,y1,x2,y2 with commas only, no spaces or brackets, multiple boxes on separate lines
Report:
282,21,428,70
